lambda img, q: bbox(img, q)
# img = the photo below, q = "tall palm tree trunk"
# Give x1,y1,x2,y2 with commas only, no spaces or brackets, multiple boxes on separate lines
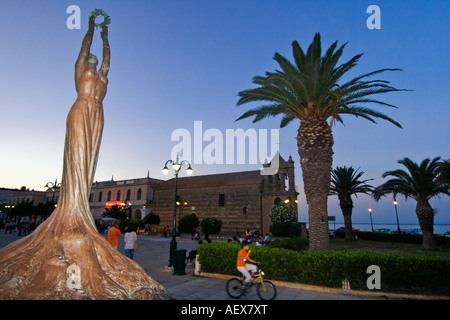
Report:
298,117,333,251
339,195,356,241
416,200,437,250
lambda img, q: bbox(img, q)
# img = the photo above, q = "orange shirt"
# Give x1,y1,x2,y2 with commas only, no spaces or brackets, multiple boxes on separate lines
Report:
236,249,249,267
108,226,121,247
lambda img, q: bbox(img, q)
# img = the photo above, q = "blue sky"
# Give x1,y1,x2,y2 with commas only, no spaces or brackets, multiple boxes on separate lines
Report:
0,1,449,228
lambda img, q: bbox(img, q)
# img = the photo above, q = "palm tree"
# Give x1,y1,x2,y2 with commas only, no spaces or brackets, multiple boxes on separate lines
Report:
373,157,450,250
329,166,374,240
236,33,406,250
437,159,450,186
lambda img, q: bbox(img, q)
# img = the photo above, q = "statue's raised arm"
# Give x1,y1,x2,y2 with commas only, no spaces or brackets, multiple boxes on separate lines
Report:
99,25,110,77
76,15,96,68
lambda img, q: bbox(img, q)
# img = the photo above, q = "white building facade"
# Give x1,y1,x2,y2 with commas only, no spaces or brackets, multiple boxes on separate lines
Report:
89,176,163,220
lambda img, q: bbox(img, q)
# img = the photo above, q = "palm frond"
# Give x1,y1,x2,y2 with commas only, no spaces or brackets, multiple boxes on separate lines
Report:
338,106,402,128
280,115,296,128
235,103,286,122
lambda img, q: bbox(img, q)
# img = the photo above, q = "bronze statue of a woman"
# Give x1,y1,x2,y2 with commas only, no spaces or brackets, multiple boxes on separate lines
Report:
58,15,109,226
0,12,169,300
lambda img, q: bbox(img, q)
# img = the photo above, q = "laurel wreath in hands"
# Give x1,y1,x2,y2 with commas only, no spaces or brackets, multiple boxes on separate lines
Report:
89,9,111,29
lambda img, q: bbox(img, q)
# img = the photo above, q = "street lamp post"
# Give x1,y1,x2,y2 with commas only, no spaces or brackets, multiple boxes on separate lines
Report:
44,179,61,203
368,208,374,232
162,154,193,267
393,200,401,234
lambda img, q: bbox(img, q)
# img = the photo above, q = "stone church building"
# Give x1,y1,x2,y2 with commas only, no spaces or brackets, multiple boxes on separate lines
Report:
151,153,298,235
77,153,299,235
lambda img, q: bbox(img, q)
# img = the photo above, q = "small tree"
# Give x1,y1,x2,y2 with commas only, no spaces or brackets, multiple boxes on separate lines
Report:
269,203,300,237
329,166,374,241
178,213,199,233
200,217,223,235
269,203,296,223
143,212,160,226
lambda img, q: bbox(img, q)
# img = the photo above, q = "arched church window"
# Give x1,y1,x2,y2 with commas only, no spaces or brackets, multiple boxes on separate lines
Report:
137,188,142,200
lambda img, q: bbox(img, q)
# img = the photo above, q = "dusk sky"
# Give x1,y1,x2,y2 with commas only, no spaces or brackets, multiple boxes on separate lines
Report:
1,1,449,228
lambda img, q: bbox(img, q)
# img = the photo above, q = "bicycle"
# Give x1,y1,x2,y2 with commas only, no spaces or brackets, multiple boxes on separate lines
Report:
226,264,277,300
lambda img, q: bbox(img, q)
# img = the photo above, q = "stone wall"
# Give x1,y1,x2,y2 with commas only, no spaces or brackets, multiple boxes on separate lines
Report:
152,171,263,235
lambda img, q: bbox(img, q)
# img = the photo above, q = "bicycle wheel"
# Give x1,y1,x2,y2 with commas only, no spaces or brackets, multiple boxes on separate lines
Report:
226,278,244,299
257,280,277,300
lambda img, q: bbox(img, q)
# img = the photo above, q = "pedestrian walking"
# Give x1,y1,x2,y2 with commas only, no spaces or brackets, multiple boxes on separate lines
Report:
107,222,121,249
124,225,137,259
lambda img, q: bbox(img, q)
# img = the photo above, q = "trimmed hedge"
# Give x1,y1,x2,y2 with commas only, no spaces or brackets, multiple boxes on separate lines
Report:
197,242,450,295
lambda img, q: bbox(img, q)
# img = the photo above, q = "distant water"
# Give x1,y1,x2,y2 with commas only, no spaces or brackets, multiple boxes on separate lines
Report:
325,222,450,235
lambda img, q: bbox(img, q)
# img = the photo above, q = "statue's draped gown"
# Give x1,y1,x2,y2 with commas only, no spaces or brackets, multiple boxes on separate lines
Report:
56,68,106,230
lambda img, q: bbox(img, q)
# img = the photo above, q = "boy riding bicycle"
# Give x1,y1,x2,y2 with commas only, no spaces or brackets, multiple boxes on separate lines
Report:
236,241,260,292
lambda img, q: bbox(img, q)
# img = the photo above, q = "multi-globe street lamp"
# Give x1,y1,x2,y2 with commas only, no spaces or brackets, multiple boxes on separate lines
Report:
162,154,193,267
44,178,61,203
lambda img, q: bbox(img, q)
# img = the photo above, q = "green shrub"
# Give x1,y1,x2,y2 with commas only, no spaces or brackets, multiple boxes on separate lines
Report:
178,213,199,233
200,217,223,235
198,242,450,295
269,203,297,223
198,242,240,275
435,235,450,247
142,212,160,225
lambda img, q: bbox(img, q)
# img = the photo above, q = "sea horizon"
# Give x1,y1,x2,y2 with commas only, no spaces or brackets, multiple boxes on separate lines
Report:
323,222,450,235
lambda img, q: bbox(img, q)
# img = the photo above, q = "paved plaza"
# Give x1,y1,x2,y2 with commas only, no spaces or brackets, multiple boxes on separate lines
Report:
0,231,387,301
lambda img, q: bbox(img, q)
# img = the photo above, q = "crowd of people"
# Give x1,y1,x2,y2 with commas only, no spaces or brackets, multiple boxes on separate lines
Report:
2,220,41,236
230,229,271,246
